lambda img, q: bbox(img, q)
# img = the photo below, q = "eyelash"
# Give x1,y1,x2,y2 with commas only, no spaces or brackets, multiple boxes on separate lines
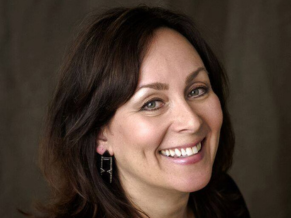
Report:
141,98,164,111
187,86,208,98
141,86,208,111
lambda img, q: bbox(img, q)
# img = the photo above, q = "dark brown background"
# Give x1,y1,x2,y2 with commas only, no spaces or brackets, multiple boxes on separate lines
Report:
1,0,290,217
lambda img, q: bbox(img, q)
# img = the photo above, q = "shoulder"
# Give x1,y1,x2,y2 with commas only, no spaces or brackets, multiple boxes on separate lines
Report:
190,173,251,218
217,173,251,218
220,173,243,193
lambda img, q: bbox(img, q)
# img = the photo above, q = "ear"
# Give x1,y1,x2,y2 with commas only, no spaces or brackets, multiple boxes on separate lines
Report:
96,127,114,156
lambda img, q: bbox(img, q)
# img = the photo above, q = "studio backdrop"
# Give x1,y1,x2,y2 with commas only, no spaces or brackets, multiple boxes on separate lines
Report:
1,0,290,218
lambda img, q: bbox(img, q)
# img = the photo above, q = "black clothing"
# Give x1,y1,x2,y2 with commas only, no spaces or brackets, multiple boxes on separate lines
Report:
190,173,251,218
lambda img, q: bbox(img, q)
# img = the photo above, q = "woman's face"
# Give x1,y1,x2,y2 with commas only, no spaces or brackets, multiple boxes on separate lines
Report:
98,28,223,193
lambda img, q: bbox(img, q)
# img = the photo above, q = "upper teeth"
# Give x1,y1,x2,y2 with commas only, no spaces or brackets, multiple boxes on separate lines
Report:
160,142,202,157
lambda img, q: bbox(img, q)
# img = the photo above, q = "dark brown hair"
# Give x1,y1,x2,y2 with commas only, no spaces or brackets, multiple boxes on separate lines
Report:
32,6,235,218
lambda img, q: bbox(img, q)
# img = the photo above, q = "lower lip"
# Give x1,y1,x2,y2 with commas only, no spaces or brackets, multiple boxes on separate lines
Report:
161,143,205,165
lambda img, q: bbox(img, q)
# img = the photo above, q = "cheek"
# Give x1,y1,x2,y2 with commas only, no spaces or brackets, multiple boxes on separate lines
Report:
110,116,167,154
205,95,223,131
204,95,223,158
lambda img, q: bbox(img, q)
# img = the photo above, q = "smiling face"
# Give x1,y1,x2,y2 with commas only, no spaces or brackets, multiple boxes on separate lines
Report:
97,28,223,194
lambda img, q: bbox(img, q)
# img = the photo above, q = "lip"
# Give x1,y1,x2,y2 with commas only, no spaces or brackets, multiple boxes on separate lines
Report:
159,139,205,165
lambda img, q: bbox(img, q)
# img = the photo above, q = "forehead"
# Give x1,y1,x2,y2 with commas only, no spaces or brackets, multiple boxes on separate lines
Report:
138,28,204,85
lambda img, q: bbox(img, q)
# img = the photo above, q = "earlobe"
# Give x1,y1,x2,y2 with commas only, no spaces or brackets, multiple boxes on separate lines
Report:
96,128,114,156
96,130,108,155
96,144,106,155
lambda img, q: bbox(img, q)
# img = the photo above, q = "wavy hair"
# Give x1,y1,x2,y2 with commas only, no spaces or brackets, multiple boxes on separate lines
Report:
29,6,235,218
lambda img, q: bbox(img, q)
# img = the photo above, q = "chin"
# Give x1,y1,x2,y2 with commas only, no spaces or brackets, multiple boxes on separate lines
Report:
173,168,213,193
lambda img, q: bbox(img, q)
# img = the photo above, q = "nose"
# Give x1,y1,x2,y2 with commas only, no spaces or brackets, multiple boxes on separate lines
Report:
170,100,203,134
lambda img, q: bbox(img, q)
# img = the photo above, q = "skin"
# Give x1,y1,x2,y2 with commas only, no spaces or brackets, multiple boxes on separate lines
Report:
97,28,223,218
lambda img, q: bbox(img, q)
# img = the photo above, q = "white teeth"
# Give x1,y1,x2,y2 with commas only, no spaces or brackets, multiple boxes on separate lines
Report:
175,148,181,157
181,148,187,156
197,142,201,151
186,147,193,156
160,142,203,157
169,149,175,157
192,146,198,154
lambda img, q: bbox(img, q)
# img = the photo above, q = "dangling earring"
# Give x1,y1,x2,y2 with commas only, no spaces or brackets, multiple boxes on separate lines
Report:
100,152,113,183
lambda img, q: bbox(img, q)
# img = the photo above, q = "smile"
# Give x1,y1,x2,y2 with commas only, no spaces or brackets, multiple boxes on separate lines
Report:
160,142,202,158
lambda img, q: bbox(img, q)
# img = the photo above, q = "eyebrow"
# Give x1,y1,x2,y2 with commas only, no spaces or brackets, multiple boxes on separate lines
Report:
137,67,207,91
185,67,206,86
137,82,169,91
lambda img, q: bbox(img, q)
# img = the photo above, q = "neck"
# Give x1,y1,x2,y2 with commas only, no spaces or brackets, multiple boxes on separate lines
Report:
120,177,194,218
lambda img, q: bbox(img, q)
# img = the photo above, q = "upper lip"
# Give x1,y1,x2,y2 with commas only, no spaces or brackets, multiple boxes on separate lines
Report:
159,138,205,151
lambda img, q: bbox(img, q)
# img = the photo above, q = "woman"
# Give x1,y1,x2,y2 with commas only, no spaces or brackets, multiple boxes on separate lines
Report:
33,6,250,218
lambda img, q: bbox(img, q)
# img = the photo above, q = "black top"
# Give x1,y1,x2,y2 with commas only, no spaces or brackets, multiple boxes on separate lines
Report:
190,173,251,218
220,174,250,218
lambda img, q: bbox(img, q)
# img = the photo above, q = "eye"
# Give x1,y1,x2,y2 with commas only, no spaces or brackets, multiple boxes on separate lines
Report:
141,99,165,111
187,87,208,98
